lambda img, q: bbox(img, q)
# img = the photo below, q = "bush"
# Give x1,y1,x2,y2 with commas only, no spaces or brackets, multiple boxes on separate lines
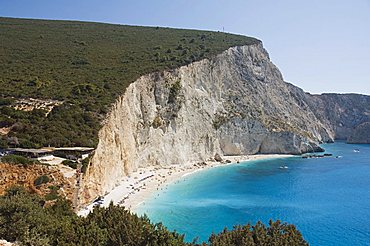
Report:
62,159,77,169
0,137,8,148
44,185,60,201
34,175,50,187
168,80,182,104
209,220,308,245
152,115,163,128
1,154,37,166
0,98,15,106
45,191,59,201
0,187,309,246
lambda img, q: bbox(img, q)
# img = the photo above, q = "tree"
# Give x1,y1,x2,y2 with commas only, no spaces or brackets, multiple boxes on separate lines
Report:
208,220,308,246
0,187,308,246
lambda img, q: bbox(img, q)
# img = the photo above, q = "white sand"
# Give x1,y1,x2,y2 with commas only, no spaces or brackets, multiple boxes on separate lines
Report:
78,154,292,216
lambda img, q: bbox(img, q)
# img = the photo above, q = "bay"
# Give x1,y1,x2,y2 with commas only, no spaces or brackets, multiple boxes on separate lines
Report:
136,142,370,245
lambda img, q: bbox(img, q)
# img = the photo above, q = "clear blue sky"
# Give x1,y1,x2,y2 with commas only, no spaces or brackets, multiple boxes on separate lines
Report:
1,0,369,95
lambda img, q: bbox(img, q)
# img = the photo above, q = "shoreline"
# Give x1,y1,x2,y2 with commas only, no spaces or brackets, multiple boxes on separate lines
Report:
77,154,292,216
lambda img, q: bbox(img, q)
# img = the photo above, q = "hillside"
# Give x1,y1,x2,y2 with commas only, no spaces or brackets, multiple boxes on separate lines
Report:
286,85,370,141
0,17,259,148
1,17,369,205
0,162,75,200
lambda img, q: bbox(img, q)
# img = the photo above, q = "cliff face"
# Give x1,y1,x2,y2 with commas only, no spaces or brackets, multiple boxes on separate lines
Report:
347,122,370,143
308,94,370,140
287,84,370,140
82,43,337,202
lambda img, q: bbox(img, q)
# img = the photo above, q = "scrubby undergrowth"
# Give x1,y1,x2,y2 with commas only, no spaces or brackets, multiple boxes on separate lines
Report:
0,17,259,148
0,187,308,246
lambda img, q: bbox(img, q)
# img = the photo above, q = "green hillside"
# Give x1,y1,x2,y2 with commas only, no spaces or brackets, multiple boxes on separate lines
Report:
0,17,259,148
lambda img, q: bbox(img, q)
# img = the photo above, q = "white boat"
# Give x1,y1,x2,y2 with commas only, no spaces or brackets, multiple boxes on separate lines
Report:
279,166,288,169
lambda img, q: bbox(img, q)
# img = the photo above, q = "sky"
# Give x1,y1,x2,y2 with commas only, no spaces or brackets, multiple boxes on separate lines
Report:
1,0,369,95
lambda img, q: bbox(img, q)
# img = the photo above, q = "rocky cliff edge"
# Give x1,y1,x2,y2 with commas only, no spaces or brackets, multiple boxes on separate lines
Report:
82,43,353,202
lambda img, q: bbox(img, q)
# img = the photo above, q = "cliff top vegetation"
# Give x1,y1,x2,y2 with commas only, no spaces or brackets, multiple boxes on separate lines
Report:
0,17,259,148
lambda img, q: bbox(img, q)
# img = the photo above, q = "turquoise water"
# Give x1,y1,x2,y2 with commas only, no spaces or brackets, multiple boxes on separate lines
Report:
136,142,370,245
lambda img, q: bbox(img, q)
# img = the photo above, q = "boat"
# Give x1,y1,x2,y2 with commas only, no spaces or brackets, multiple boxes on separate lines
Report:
353,149,360,153
279,166,288,169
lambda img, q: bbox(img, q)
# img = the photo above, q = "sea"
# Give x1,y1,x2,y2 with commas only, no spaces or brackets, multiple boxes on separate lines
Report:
136,142,370,245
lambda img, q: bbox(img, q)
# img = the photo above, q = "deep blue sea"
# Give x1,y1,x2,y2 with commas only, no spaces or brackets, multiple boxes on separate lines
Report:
136,142,370,245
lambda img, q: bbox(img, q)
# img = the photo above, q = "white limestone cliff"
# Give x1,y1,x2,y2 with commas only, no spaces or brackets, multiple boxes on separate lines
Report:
81,43,333,202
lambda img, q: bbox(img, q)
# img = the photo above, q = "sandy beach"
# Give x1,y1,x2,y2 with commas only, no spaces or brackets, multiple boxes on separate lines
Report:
78,154,292,216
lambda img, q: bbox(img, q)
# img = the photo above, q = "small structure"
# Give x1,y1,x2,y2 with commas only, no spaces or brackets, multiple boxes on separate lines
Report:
52,147,94,160
8,148,53,158
6,147,94,160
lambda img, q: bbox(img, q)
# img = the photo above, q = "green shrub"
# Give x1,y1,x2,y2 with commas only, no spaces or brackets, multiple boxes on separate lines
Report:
209,220,308,245
0,98,15,106
1,154,37,166
0,187,308,245
168,80,182,104
34,175,50,187
45,189,59,201
62,159,77,169
0,137,8,148
152,115,163,128
45,185,60,200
